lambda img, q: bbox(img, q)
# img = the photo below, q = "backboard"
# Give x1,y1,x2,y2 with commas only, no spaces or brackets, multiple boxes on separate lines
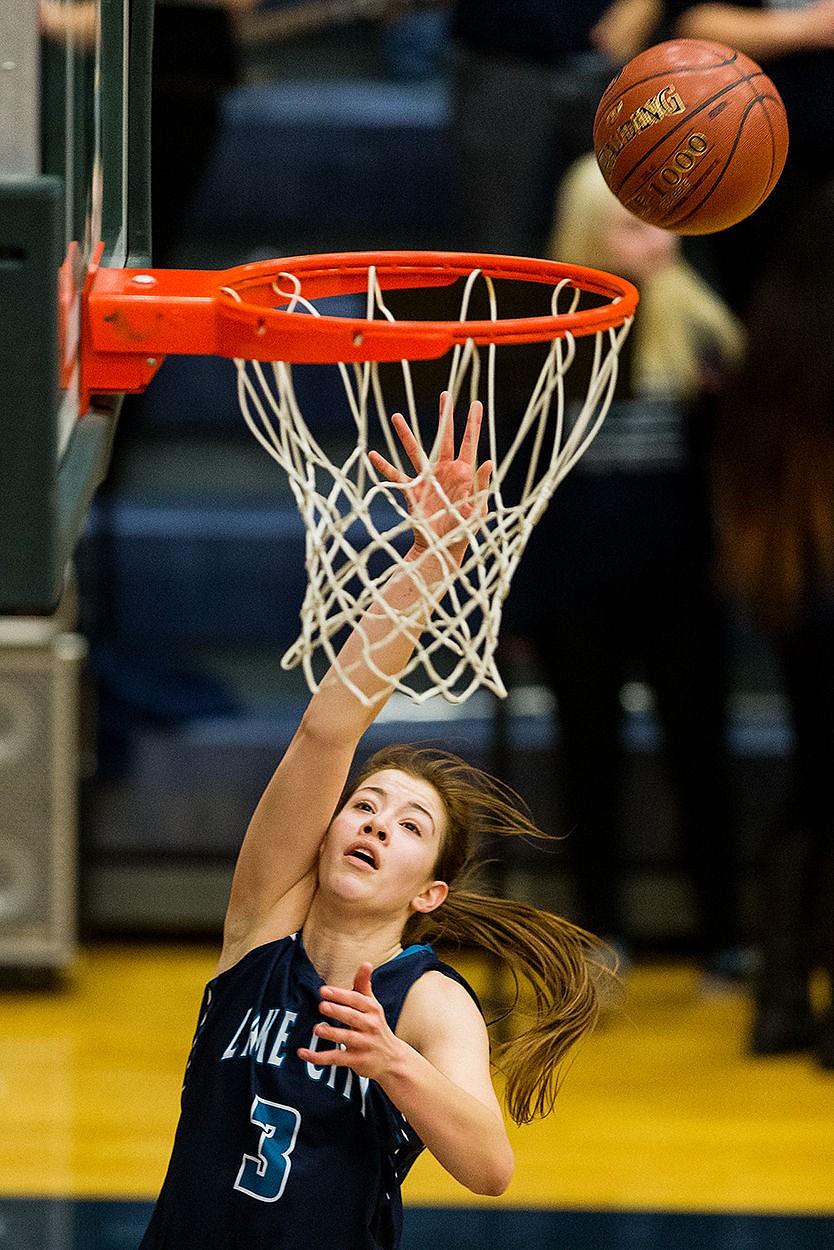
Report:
0,0,153,612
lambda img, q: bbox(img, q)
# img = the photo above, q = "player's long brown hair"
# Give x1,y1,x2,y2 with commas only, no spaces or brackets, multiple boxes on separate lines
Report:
345,744,604,1125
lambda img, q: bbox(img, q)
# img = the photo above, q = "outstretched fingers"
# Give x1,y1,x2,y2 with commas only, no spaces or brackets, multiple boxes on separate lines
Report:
367,412,423,485
368,395,487,483
437,390,456,462
458,398,485,472
367,394,492,555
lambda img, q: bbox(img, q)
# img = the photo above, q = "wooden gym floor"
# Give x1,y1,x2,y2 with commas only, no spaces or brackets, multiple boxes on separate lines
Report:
0,943,833,1248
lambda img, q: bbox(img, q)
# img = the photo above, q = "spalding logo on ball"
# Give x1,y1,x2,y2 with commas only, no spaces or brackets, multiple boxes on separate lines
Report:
593,39,789,234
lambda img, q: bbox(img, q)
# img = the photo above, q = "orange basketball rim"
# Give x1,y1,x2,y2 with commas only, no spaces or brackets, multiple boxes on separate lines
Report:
80,247,638,410
78,246,639,704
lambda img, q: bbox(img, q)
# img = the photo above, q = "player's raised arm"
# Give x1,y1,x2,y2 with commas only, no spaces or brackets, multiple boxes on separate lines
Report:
218,395,491,966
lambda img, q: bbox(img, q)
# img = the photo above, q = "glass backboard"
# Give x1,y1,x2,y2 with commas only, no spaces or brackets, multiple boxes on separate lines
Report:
0,0,152,612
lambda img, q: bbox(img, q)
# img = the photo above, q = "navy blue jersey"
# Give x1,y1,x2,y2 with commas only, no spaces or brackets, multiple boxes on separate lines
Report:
139,935,479,1250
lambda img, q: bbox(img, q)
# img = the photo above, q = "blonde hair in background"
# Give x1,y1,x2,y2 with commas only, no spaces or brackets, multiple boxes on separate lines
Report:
549,153,744,400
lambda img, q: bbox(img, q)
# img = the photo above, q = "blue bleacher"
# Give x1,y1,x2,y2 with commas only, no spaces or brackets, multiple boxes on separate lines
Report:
185,78,458,249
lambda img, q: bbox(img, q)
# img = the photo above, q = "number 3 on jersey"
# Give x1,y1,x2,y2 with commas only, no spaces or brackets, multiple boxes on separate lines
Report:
235,1097,301,1202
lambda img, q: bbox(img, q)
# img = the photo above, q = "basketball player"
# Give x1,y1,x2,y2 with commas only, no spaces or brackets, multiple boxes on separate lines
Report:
138,395,602,1250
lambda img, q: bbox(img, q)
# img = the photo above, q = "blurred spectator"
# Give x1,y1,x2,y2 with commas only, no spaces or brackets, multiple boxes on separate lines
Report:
663,0,834,311
152,1,249,262
450,0,660,255
710,178,834,1067
507,153,746,983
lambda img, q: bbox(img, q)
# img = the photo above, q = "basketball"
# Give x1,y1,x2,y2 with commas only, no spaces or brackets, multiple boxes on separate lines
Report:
593,39,789,235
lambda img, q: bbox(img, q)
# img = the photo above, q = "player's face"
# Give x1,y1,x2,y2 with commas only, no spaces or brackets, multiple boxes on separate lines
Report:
319,769,448,917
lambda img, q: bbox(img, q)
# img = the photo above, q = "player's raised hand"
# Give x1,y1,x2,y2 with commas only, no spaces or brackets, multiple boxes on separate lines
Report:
369,392,492,559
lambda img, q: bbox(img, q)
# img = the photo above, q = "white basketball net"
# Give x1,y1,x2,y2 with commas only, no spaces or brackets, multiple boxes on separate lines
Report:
233,265,632,705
